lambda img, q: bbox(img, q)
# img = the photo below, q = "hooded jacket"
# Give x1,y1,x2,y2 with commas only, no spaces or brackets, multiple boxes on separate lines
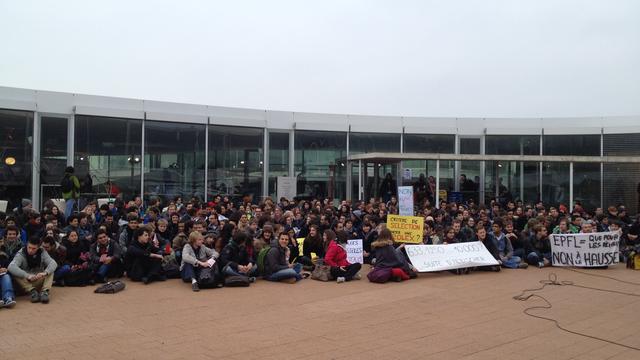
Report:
371,238,403,269
324,240,349,267
263,245,289,277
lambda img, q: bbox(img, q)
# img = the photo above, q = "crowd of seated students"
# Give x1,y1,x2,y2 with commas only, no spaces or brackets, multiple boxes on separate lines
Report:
0,191,638,308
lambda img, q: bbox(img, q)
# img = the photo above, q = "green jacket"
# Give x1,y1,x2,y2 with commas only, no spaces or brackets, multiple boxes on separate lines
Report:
62,174,81,200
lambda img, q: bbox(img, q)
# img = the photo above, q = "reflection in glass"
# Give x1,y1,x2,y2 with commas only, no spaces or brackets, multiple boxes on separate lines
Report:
486,135,540,155
144,120,205,202
0,109,33,210
573,162,601,211
544,135,600,156
40,117,67,204
208,125,263,202
350,132,400,200
75,115,142,202
403,134,455,153
295,130,347,201
542,162,569,207
268,132,289,199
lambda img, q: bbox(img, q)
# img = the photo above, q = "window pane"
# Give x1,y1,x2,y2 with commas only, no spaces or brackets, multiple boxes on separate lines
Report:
295,130,347,201
349,132,400,154
208,125,263,202
603,163,639,215
268,132,289,198
40,117,68,204
459,161,480,203
0,109,33,210
350,132,400,199
75,115,142,203
542,162,569,207
543,135,600,156
460,138,480,155
144,120,205,203
574,162,601,212
485,135,540,155
403,134,455,153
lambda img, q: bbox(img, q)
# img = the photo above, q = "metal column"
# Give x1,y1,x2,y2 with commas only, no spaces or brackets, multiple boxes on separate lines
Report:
31,112,41,210
435,159,440,209
262,128,269,200
204,117,210,202
569,162,574,209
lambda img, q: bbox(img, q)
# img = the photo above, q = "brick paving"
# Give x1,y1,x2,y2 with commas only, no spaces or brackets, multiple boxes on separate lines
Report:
1,265,639,360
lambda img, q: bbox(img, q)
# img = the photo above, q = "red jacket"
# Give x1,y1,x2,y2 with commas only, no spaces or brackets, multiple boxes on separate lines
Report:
324,240,349,267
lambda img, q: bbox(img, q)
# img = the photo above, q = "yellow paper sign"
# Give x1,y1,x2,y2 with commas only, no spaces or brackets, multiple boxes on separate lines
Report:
387,214,424,244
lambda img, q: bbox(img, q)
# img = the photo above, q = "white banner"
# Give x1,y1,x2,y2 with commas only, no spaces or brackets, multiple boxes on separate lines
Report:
550,231,619,267
276,176,297,201
346,239,363,264
398,186,414,216
405,242,500,272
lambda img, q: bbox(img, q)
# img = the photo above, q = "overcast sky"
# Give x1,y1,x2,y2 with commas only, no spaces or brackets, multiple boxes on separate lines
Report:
1,0,639,117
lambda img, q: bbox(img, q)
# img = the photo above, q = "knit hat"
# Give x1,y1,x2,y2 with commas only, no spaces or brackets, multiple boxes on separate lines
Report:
21,199,32,208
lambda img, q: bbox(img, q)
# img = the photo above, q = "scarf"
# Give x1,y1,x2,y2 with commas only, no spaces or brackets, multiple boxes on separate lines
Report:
24,247,42,270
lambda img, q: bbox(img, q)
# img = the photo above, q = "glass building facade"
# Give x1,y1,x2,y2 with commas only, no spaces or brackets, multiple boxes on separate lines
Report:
1,87,639,214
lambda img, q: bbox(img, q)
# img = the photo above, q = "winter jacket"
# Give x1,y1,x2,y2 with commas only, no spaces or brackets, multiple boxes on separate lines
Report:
8,247,58,278
90,239,123,269
180,244,218,271
371,238,403,269
324,240,349,267
219,240,251,270
263,246,289,277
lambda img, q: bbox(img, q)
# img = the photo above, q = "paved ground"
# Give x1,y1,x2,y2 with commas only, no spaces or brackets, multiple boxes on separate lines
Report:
1,264,639,360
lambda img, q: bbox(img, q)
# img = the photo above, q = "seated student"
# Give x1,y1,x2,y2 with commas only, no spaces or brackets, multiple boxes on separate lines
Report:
219,231,257,281
504,220,524,258
58,229,93,286
124,227,165,284
0,229,17,308
474,225,501,272
553,217,576,234
118,213,140,254
323,230,362,283
368,228,409,283
492,218,527,269
263,232,303,284
181,231,220,292
8,237,57,303
90,229,124,283
299,225,324,266
0,225,23,265
526,224,552,268
41,236,66,286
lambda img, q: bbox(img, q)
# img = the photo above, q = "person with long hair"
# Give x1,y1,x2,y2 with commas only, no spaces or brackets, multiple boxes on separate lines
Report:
323,230,362,283
368,229,409,283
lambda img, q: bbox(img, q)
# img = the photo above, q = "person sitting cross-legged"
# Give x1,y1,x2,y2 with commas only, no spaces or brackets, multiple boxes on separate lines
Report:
323,230,362,283
124,227,165,284
8,237,57,304
263,232,303,283
219,231,257,282
181,231,220,292
90,229,124,283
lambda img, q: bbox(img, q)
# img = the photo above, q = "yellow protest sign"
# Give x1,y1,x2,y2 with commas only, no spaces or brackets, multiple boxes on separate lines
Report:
387,214,424,243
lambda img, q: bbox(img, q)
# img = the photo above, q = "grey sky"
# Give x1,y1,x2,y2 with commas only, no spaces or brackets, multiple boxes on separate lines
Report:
1,0,639,117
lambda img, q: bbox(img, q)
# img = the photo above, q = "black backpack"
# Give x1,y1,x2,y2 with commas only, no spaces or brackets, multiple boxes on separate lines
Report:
61,174,73,193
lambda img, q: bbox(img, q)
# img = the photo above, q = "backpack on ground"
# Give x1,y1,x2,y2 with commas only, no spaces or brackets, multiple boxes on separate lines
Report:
198,266,222,288
256,245,271,275
94,280,126,294
224,275,251,287
60,174,73,193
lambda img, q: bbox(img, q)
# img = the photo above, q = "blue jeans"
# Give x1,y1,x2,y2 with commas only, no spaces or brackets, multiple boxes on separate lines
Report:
96,264,110,279
266,263,302,282
527,251,552,266
501,256,522,269
1,273,15,301
55,264,72,281
65,198,76,220
181,263,200,282
223,264,257,277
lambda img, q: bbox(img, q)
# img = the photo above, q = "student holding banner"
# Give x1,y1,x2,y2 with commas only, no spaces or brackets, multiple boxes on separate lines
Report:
368,229,411,283
474,226,501,272
323,230,362,283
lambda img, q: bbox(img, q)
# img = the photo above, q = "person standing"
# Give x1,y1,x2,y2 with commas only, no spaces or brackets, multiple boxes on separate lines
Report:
61,166,80,220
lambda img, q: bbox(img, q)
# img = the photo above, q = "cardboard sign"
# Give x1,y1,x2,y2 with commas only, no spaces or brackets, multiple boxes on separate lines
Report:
398,186,414,216
405,242,500,272
550,231,620,267
387,214,424,243
277,176,297,201
346,239,363,264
